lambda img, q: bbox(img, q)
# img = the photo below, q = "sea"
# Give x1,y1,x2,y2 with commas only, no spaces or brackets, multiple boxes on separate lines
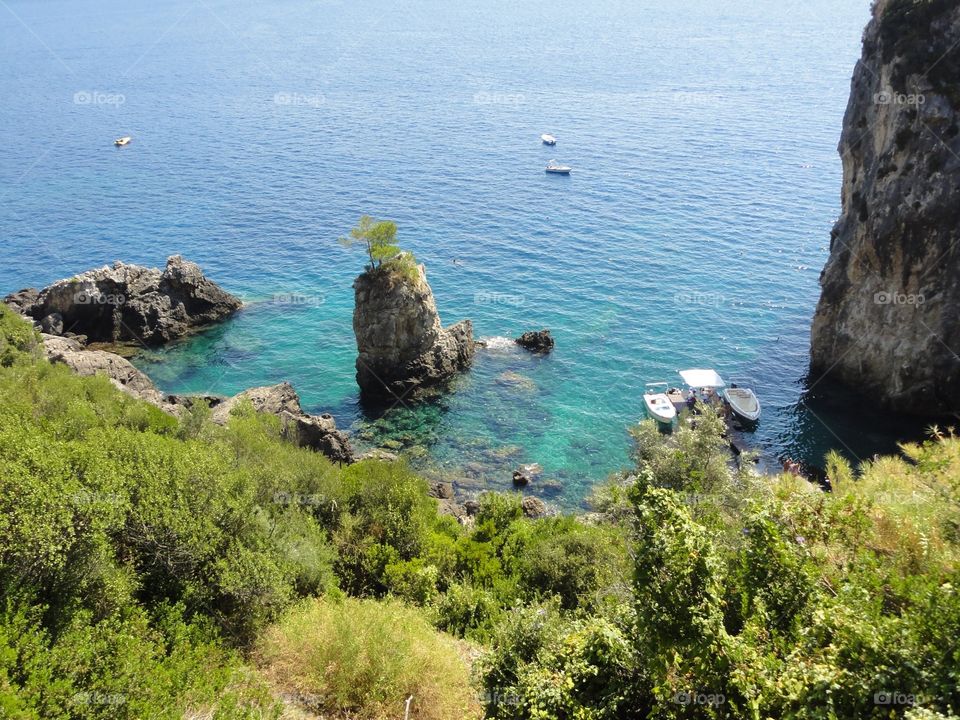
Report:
1,0,928,507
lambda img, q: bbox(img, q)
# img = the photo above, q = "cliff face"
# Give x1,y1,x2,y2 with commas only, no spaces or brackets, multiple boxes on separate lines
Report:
353,263,474,401
810,0,960,415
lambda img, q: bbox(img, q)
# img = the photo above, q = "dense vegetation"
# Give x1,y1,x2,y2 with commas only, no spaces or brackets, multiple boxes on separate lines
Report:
1,303,958,718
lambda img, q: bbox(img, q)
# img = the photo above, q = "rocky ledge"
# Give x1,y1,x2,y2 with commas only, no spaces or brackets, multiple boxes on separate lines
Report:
810,0,960,414
353,261,474,401
5,255,242,345
515,329,554,354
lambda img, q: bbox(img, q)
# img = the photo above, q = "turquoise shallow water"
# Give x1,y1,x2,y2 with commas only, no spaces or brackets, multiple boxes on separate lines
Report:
1,0,924,506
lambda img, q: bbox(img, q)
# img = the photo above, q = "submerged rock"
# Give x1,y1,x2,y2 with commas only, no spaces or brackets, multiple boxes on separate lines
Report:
515,329,554,354
512,463,543,487
353,262,474,401
11,256,242,345
810,0,960,415
209,383,355,464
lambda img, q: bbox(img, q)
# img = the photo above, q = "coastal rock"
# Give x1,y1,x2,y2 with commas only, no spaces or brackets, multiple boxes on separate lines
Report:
463,500,481,516
512,463,543,487
810,0,960,415
353,262,474,400
41,333,181,413
515,330,554,354
20,256,242,345
428,481,455,500
210,383,355,464
3,288,39,317
521,496,548,519
40,313,63,335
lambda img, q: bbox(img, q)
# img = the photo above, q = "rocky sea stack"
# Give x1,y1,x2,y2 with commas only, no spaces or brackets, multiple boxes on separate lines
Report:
5,255,242,345
810,0,960,415
353,261,474,401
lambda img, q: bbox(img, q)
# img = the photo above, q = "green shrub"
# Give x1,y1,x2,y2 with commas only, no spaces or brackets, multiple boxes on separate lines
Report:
256,597,481,720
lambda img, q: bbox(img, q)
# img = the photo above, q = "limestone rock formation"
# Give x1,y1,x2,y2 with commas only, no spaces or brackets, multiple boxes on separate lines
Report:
209,382,355,464
353,263,474,400
810,0,960,415
6,256,242,345
515,329,554,354
41,334,184,415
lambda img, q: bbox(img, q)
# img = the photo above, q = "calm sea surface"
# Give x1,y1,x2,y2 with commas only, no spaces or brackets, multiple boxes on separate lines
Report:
3,0,923,506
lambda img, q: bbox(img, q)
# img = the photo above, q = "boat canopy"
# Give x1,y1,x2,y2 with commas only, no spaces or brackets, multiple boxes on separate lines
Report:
678,368,726,388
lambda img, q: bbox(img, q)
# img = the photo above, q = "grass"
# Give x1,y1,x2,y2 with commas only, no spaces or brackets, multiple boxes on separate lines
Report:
256,597,482,720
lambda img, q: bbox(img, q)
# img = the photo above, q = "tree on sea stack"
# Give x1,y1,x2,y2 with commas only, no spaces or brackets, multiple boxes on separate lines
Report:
348,215,475,401
339,215,417,280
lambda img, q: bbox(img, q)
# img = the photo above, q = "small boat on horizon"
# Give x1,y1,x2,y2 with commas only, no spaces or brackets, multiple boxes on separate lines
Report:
541,133,557,145
114,136,132,146
545,160,571,175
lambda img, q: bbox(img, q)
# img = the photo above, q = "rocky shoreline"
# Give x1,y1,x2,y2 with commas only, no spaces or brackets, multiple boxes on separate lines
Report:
4,255,558,520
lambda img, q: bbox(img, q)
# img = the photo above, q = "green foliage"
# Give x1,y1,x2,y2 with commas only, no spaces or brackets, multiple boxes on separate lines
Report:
339,214,418,281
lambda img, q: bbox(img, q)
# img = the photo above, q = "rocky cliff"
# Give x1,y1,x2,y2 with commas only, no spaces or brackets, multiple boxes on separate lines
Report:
353,262,474,400
810,0,960,415
5,255,242,345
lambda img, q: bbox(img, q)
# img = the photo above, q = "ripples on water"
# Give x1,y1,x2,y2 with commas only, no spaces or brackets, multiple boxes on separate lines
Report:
3,0,920,507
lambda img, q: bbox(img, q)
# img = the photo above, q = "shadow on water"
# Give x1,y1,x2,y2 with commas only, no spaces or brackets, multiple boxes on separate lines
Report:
780,372,940,477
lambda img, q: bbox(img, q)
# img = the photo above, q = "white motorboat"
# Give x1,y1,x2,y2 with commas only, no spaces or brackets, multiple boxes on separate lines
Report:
541,133,557,146
545,160,571,174
114,136,132,146
643,382,677,424
723,385,761,423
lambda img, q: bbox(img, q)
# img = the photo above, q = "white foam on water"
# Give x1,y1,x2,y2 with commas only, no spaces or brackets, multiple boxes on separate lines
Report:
479,336,518,352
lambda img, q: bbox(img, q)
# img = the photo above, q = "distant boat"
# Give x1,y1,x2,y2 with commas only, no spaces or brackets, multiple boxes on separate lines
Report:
541,133,557,146
114,136,131,146
723,385,762,423
642,382,677,425
545,160,571,174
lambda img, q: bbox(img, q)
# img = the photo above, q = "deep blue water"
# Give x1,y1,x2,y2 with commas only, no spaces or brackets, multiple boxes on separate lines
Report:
3,0,921,506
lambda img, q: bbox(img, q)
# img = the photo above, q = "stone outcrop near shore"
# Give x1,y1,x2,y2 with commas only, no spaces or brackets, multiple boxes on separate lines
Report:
810,0,960,415
353,262,474,401
6,258,353,464
5,255,242,345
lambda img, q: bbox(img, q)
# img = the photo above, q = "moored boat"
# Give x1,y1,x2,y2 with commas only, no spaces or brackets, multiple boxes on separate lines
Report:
642,382,677,425
114,136,132,146
545,160,571,174
541,133,557,145
723,385,761,423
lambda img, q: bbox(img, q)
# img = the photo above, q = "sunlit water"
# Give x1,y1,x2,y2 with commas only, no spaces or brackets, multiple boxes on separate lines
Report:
4,0,925,507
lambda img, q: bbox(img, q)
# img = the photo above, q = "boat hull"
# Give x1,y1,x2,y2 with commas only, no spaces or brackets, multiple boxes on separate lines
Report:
643,393,677,424
723,388,761,423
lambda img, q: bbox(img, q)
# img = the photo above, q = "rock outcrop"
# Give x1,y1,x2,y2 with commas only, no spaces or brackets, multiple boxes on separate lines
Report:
41,334,183,414
353,262,474,400
209,383,355,464
810,0,960,415
515,330,554,354
5,256,242,345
